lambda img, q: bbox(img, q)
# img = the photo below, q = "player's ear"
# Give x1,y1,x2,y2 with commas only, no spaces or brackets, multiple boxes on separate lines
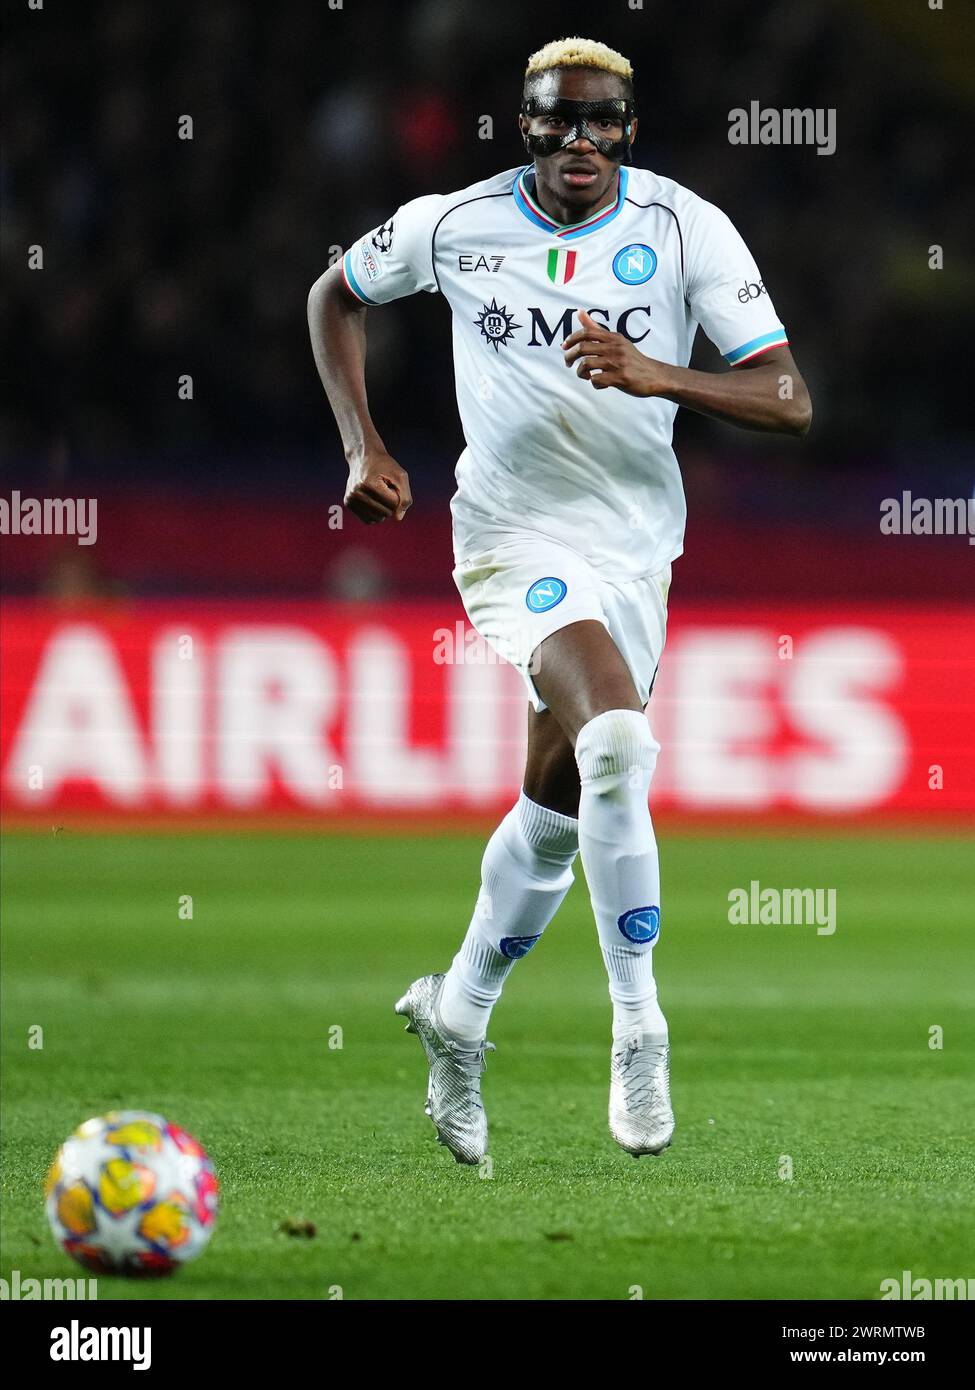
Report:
628,115,638,150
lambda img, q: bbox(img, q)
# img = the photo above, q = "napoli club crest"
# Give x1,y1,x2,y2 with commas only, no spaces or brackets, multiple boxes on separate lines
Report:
618,905,661,943
525,577,567,612
612,243,657,285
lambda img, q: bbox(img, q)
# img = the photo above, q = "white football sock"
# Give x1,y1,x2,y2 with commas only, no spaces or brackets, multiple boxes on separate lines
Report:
601,943,668,1045
575,709,668,1046
438,791,578,1041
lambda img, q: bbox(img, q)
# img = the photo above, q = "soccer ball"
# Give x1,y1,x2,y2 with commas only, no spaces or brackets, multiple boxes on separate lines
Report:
45,1110,218,1276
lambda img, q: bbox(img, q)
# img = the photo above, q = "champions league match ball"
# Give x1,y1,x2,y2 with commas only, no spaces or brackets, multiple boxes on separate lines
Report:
45,1111,219,1276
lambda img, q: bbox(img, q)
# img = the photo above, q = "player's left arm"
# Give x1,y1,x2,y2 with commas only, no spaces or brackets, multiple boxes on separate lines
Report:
562,313,811,436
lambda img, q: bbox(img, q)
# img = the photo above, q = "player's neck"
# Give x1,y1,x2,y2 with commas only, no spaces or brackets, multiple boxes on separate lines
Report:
529,167,620,230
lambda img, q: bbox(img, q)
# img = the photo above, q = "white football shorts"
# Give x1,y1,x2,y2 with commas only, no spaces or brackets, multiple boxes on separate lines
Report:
452,531,673,713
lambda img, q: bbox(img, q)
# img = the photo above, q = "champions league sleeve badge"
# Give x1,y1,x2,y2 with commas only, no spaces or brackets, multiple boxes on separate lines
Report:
371,219,395,254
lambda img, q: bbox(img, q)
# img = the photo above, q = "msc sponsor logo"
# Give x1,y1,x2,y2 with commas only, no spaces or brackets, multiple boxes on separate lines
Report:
525,577,567,613
612,244,657,285
737,279,767,303
458,253,506,273
474,298,521,351
527,305,652,347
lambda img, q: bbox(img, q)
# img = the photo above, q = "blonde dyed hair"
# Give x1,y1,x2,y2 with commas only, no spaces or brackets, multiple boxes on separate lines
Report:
525,37,633,84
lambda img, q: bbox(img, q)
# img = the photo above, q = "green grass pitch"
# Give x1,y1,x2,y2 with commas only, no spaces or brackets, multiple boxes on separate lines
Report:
2,829,972,1301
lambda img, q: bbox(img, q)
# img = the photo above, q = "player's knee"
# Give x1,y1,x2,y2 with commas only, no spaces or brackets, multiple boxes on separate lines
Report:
575,709,659,788
524,748,581,820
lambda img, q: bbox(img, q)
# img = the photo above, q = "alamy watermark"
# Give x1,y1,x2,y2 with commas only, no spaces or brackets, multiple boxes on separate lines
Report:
1,1268,98,1300
432,622,540,673
880,492,975,545
50,1320,150,1369
0,492,97,545
881,1270,973,1300
728,880,836,935
728,102,836,156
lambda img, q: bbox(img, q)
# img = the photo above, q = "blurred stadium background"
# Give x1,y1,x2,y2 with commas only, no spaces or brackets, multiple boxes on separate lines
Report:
1,0,973,1303
2,0,973,824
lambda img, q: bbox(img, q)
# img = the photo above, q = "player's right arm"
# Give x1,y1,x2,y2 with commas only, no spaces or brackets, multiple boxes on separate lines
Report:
307,264,411,524
308,196,444,525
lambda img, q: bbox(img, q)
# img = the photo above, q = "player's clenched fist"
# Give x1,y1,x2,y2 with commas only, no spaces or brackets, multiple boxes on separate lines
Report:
344,450,413,524
562,309,672,397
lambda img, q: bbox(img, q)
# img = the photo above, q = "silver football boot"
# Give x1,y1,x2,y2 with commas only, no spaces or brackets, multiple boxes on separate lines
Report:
394,973,495,1165
609,1033,675,1157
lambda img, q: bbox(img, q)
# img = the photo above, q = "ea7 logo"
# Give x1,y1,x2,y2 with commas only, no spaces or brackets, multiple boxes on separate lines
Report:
458,253,506,273
527,306,652,346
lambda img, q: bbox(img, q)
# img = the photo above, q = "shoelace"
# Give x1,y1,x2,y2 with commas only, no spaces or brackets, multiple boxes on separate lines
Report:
433,1040,496,1124
442,1037,496,1075
618,1041,668,1112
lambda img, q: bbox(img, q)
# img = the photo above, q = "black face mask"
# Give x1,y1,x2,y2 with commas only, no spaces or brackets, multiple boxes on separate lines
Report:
521,96,636,165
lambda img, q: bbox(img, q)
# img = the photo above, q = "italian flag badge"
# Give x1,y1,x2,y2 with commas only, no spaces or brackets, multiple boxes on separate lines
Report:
547,248,577,284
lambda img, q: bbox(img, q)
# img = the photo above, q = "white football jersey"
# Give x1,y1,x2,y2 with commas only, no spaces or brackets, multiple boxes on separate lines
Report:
343,164,788,580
